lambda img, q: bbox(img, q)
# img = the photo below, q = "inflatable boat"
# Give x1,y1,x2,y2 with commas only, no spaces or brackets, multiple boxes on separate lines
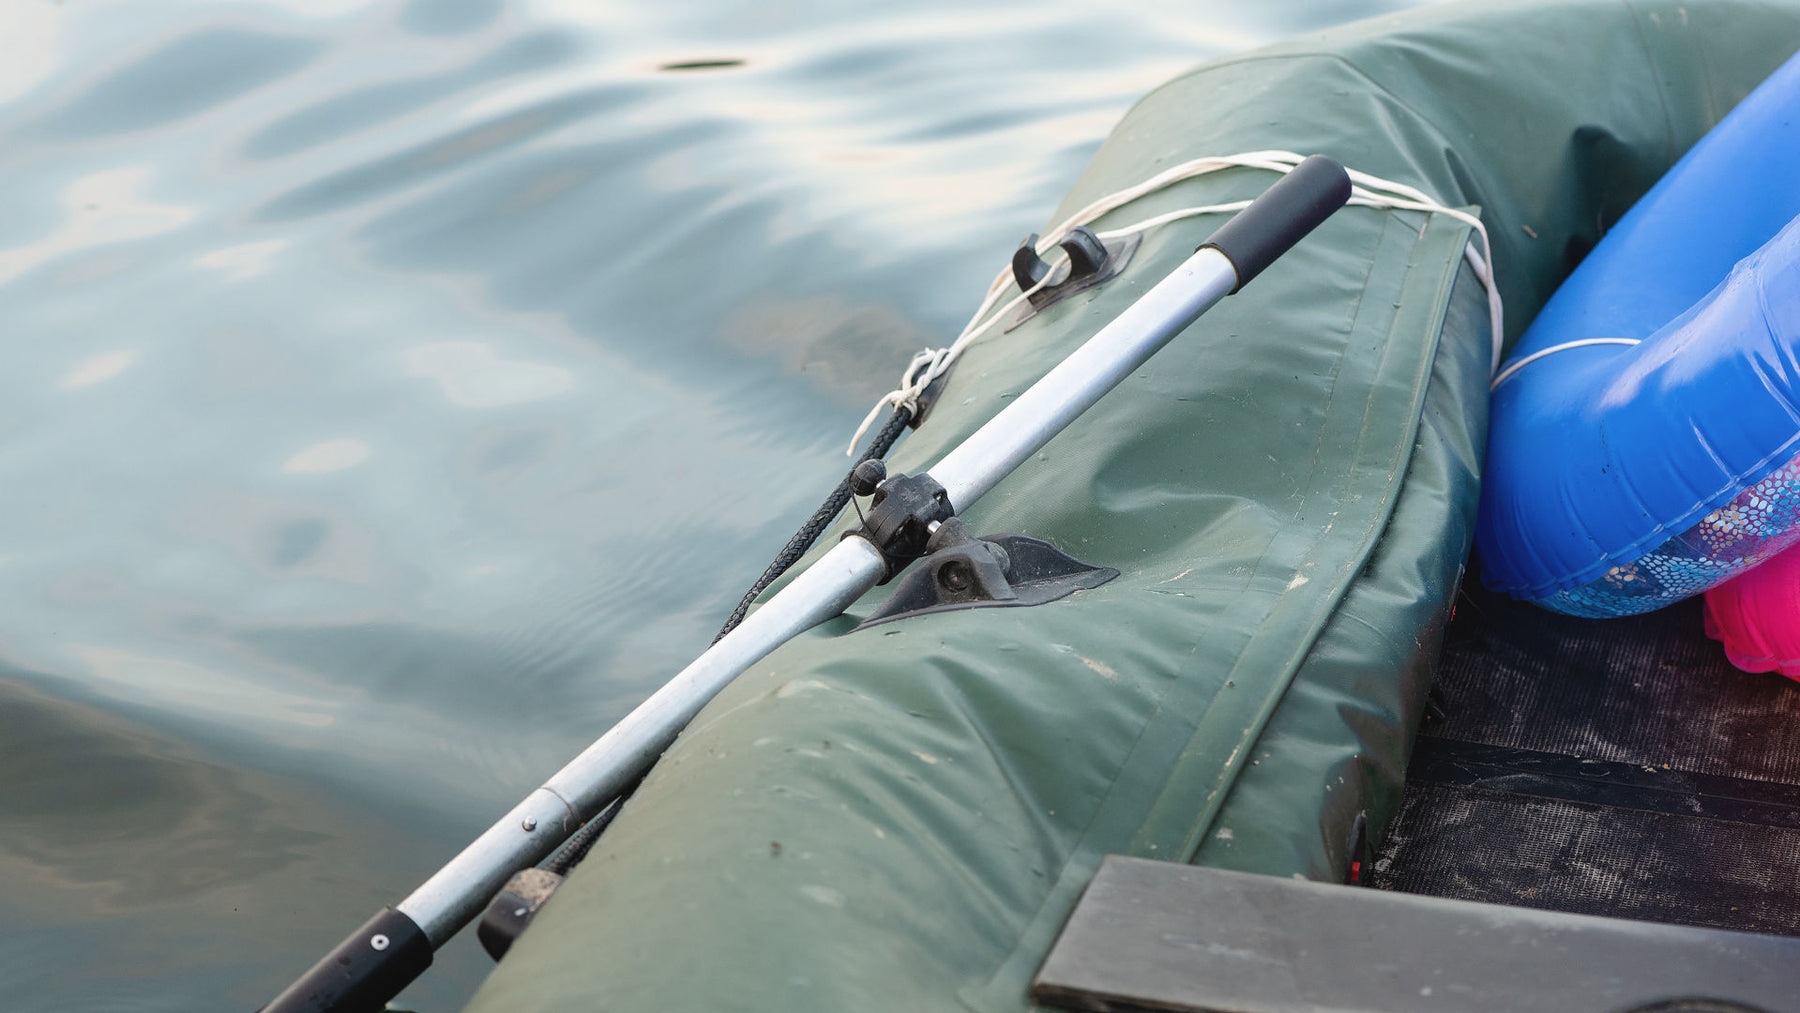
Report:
266,1,1800,1010
1479,48,1800,620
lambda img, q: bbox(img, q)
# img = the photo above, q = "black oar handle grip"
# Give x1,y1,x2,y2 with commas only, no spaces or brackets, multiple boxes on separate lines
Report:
260,907,432,1013
1201,154,1352,292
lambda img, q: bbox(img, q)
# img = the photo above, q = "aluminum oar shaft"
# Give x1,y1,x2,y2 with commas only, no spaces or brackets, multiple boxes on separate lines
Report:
261,153,1352,1013
397,536,888,944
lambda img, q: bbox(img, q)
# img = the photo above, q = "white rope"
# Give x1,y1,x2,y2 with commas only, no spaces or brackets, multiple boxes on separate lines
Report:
846,149,1506,456
1489,337,1641,390
843,271,1053,454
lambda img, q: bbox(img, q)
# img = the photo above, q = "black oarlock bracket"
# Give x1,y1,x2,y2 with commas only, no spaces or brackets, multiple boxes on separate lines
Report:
478,868,566,961
854,517,1117,629
1013,227,1111,295
848,471,954,580
1007,227,1142,330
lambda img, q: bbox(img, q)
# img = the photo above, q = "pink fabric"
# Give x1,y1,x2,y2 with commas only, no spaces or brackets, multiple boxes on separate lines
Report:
1704,546,1800,680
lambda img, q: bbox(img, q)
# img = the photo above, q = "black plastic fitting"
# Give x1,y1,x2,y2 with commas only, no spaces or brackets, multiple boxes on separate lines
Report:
259,907,432,1013
1200,154,1352,292
848,471,953,579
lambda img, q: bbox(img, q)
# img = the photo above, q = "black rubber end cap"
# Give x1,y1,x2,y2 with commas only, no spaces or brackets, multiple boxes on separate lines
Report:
261,907,432,1013
850,458,888,497
1201,154,1353,292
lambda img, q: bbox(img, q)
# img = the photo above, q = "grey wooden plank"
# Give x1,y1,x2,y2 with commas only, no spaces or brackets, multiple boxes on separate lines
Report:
1031,855,1800,1013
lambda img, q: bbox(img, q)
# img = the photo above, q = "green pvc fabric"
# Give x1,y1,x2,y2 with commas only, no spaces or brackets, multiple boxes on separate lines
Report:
465,3,1800,1010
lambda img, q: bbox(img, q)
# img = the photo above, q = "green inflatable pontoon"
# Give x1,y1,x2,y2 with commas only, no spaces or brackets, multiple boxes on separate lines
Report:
463,2,1800,1010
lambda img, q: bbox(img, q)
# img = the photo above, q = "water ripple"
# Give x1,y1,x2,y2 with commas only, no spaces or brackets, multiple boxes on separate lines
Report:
0,0,1425,1008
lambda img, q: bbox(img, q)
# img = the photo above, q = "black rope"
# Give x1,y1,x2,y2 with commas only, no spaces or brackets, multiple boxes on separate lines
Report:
712,405,914,643
544,779,642,876
546,407,917,879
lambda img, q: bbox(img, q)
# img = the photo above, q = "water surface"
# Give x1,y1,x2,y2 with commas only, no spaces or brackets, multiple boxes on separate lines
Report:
0,0,1420,1007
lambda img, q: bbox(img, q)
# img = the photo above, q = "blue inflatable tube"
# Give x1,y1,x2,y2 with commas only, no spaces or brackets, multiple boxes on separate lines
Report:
1478,50,1800,617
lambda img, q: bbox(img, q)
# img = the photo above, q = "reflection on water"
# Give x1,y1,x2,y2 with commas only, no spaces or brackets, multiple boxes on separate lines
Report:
0,670,452,1009
0,673,325,906
0,167,196,285
0,0,1418,1008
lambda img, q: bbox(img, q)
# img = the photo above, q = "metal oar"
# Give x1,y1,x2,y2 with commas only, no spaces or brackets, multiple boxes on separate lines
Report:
262,154,1352,1013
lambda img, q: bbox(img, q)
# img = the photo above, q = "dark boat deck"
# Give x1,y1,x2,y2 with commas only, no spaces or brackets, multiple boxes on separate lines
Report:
1033,561,1800,1013
1370,561,1800,936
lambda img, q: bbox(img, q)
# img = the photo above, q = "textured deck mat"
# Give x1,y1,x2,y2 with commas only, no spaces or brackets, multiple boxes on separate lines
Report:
1370,562,1800,935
